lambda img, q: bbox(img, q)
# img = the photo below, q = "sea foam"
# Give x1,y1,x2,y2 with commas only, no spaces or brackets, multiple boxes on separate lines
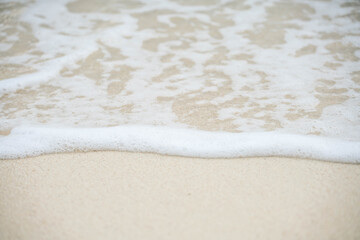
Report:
1,0,359,162
1,125,359,162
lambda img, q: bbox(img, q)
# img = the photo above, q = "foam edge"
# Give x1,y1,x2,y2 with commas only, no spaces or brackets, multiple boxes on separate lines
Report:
0,125,359,163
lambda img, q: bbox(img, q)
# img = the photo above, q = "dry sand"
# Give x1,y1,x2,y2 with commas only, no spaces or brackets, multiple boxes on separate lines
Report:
1,152,360,240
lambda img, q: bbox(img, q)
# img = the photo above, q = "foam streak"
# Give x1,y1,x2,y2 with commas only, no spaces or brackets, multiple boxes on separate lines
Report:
1,125,359,162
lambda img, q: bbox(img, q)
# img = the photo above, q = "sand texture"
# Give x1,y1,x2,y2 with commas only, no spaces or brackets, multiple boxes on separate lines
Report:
1,152,360,240
1,0,360,238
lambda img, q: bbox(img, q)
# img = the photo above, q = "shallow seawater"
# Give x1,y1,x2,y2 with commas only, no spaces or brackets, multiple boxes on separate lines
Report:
0,0,359,161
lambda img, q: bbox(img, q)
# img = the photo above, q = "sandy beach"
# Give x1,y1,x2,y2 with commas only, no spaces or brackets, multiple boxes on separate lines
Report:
1,152,360,240
1,0,360,239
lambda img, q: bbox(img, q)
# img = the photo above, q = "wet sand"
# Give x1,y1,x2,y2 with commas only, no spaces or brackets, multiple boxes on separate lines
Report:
1,152,360,240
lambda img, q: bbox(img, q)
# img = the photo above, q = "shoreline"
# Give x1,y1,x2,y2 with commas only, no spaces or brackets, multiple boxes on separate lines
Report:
3,150,360,165
2,125,360,163
1,151,360,239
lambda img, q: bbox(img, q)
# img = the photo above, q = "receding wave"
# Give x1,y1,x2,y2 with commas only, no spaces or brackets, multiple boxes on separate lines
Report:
0,0,359,162
0,125,359,162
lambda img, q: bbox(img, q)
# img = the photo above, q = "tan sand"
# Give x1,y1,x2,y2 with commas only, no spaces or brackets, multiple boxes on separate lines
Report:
1,152,359,240
1,1,359,239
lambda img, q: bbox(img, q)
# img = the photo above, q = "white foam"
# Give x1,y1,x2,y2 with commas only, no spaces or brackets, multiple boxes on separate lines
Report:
0,125,359,163
1,0,359,162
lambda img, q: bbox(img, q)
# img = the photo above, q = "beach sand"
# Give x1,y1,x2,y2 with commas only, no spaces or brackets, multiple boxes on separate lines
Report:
1,152,360,240
1,1,360,239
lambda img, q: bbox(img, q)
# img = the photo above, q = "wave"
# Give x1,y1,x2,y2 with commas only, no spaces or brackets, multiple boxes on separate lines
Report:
1,125,359,162
1,0,359,162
